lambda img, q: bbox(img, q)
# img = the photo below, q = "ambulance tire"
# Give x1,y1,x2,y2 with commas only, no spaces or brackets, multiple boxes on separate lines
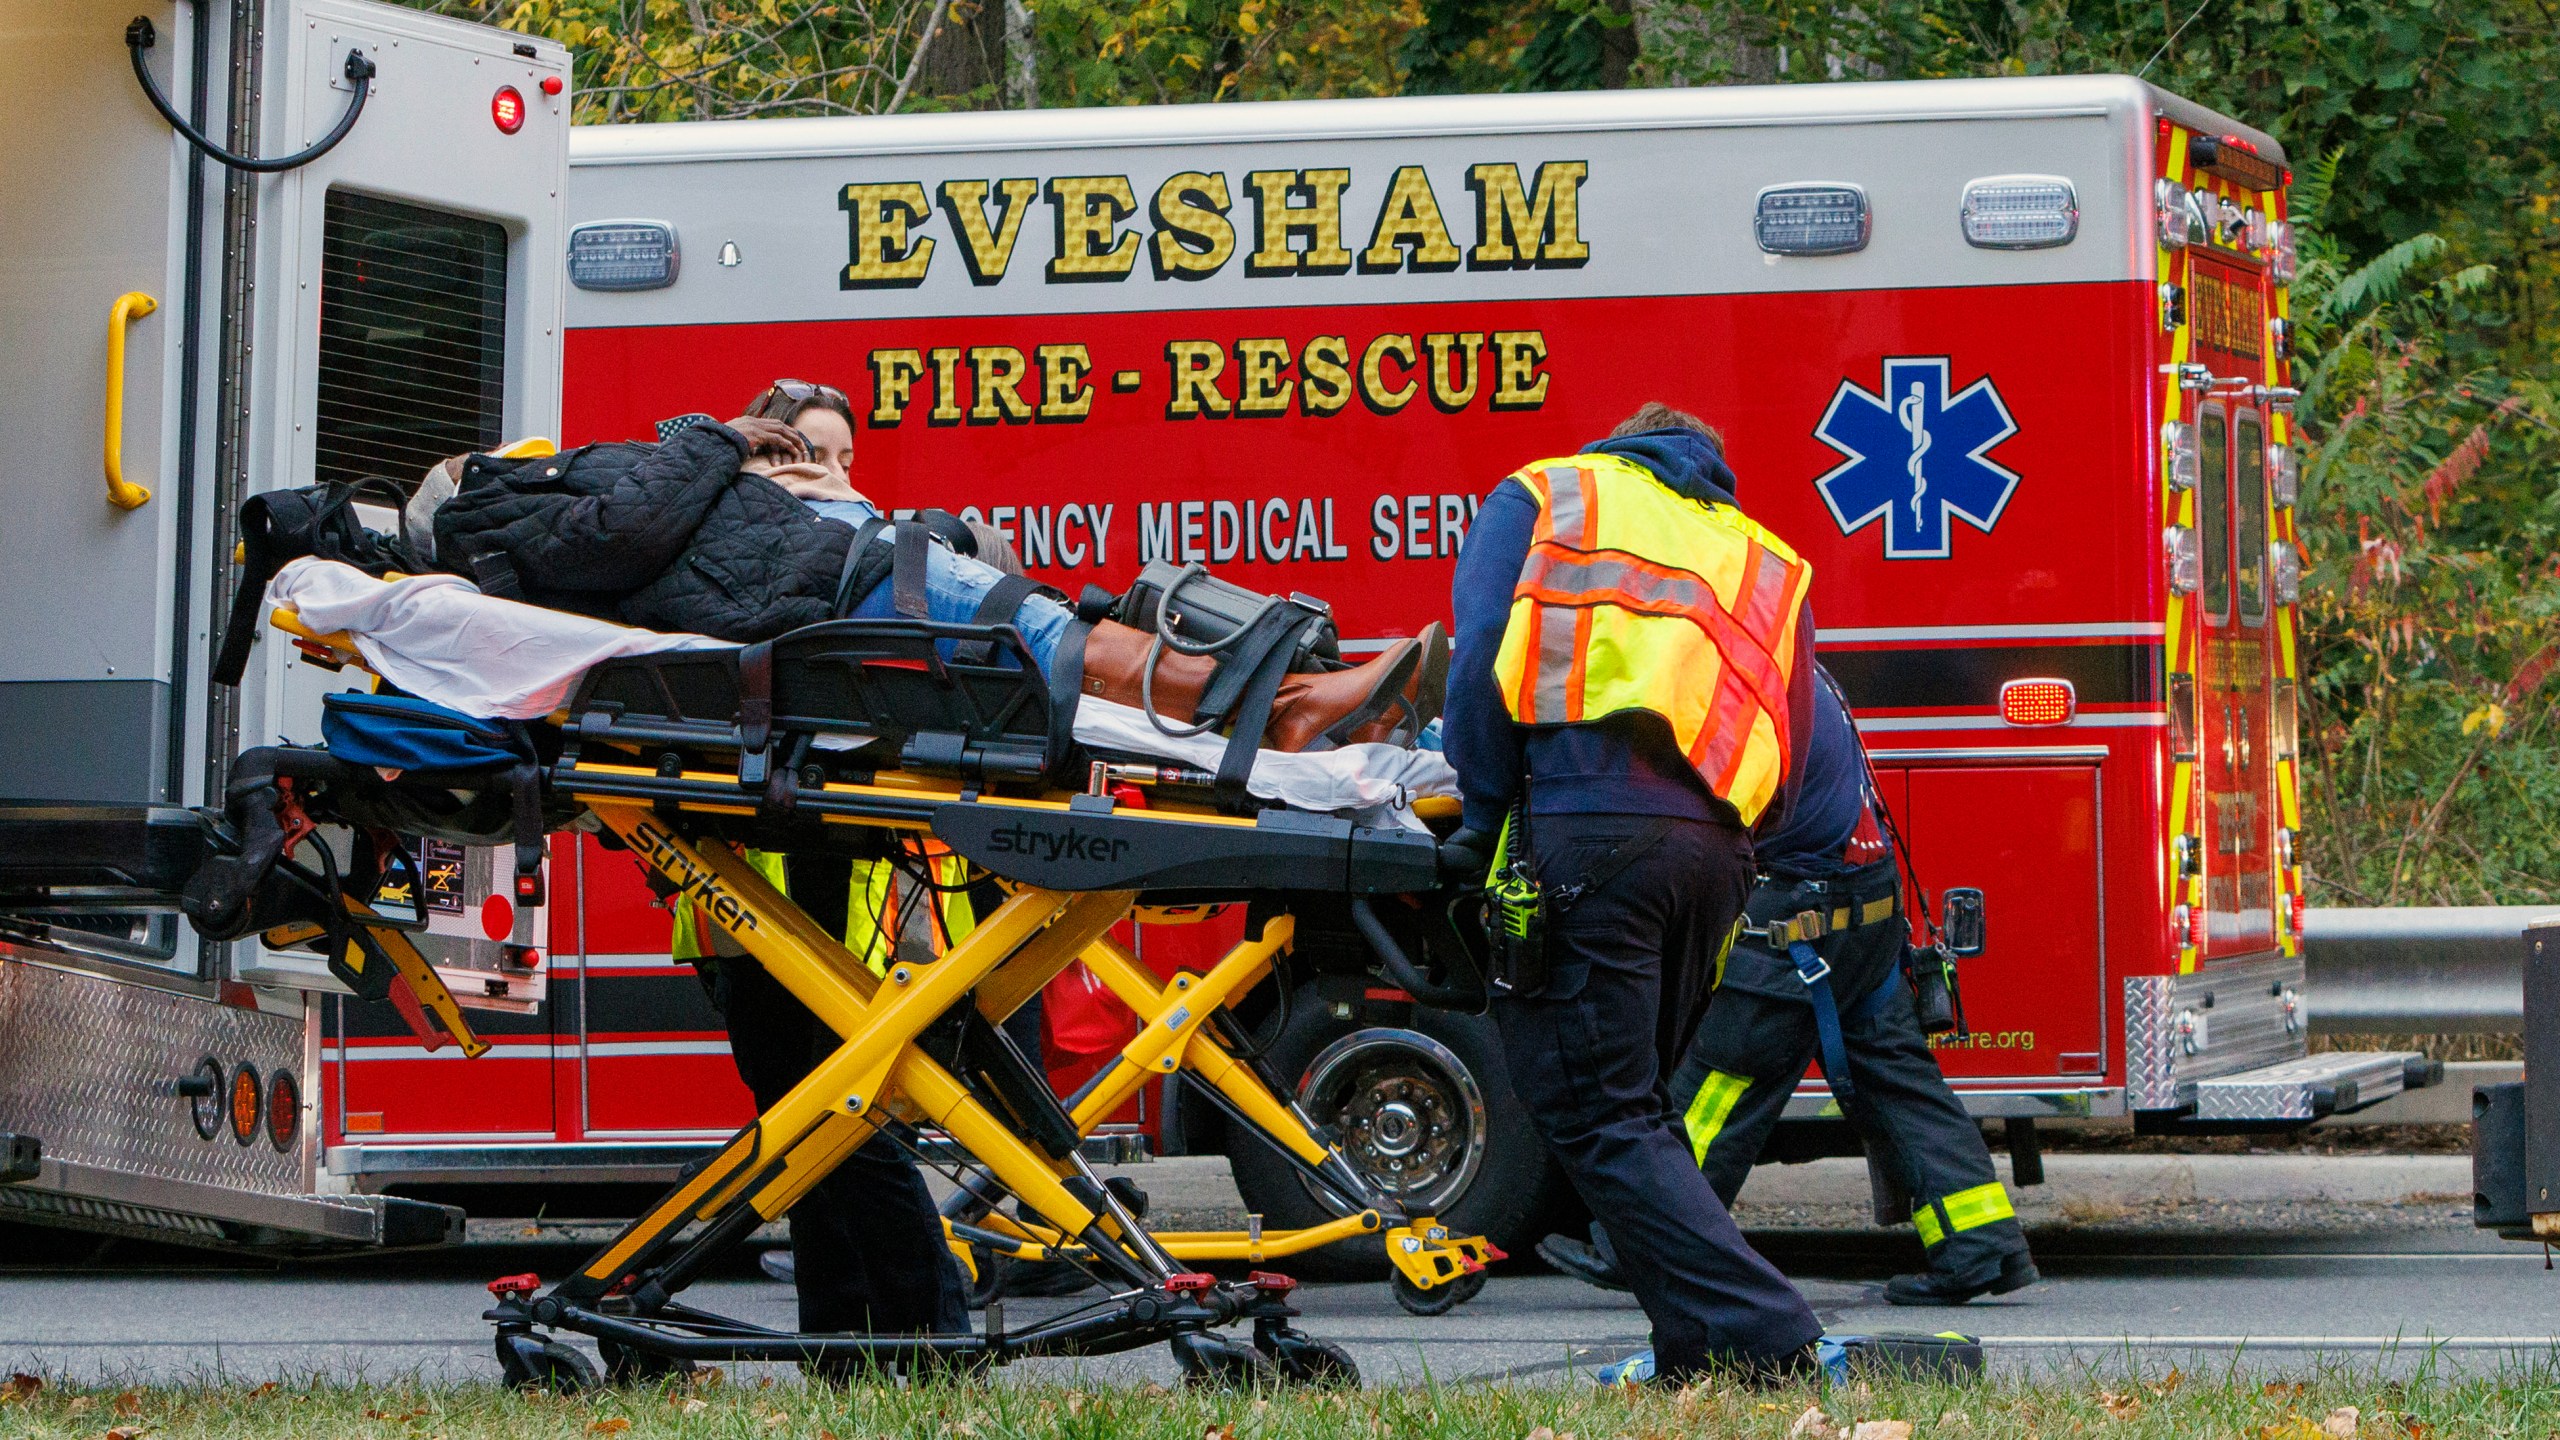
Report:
1223,986,1570,1280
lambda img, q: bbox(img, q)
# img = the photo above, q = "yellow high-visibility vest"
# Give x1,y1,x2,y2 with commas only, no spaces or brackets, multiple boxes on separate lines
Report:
1491,452,1814,826
670,848,975,974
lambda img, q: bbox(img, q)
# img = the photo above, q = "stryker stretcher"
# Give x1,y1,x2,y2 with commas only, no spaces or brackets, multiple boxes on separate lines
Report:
166,609,1495,1388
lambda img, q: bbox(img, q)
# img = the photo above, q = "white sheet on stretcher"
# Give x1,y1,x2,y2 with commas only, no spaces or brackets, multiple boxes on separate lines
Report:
268,559,1458,830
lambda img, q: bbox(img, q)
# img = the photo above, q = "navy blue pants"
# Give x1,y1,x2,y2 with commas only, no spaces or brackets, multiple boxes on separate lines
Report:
1490,813,1823,1378
711,853,971,1340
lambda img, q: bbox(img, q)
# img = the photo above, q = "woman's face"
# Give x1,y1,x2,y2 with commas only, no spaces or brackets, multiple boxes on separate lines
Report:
796,407,856,489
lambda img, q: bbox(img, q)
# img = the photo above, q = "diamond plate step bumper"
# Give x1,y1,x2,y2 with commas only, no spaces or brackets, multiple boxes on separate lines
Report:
2191,1050,2443,1123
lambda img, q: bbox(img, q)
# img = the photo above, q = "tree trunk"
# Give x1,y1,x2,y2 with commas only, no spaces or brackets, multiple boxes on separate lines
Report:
1004,0,1037,108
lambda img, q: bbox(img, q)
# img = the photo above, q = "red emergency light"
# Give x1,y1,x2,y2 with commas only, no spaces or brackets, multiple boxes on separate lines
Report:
492,85,526,134
1998,678,2076,727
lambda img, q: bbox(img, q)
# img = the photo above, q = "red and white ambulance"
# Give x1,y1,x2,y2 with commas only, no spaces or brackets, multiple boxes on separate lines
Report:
319,76,2435,1256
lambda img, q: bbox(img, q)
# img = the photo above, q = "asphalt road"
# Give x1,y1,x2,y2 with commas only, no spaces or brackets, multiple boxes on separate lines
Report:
7,1207,2555,1387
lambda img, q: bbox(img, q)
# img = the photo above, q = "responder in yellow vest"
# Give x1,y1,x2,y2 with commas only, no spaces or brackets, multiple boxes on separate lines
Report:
672,846,981,1353
1538,666,2039,1307
1441,403,1831,1385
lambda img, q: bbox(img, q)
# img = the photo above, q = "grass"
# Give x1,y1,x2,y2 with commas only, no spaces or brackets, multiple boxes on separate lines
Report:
0,1363,2552,1440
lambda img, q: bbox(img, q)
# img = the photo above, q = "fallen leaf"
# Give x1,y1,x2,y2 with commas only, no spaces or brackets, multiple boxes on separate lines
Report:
1205,1424,1236,1440
2397,1421,2431,1440
246,1383,280,1400
2264,1382,2309,1400
3,1374,39,1402
1789,1407,1842,1440
821,1432,840,1440
2149,1369,2184,1397
1850,1423,1912,1440
1066,1392,1086,1415
67,1397,94,1417
2098,1390,2142,1421
111,1391,142,1418
1937,1412,1973,1432
690,1367,725,1390
1526,1428,1554,1440
588,1420,632,1436
759,1409,787,1430
105,1427,149,1440
671,1397,709,1415
2257,1420,2326,1440
2323,1409,2360,1439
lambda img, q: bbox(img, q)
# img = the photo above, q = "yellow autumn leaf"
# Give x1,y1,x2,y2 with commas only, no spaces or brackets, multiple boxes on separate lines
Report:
2462,701,2507,736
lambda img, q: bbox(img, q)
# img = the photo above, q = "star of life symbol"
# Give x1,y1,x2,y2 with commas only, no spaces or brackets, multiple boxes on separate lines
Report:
1812,357,2021,559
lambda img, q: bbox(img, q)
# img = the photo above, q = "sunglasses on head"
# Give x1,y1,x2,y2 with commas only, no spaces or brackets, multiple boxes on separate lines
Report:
749,379,850,420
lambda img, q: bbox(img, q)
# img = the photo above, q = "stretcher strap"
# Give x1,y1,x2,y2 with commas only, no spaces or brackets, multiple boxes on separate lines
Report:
829,517,893,616
954,573,1059,667
735,641,776,788
1211,609,1319,806
508,761,546,905
1790,938,1855,1109
892,520,931,618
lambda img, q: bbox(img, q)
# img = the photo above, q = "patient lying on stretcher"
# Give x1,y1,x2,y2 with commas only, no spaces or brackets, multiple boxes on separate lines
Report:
718,380,1446,754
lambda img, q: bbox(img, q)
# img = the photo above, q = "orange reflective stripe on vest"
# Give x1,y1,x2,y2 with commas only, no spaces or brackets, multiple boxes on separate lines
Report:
1492,453,1813,825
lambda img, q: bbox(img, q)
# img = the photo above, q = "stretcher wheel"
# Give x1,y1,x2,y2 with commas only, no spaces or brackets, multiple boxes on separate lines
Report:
1171,1330,1276,1389
596,1334,694,1386
1388,1267,1484,1317
496,1331,599,1395
1257,1326,1360,1386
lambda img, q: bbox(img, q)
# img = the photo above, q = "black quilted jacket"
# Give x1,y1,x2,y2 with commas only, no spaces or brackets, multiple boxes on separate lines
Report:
433,422,887,641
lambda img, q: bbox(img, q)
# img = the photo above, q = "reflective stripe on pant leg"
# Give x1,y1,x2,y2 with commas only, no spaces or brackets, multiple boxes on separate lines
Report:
1683,1070,1752,1169
1913,1181,2016,1247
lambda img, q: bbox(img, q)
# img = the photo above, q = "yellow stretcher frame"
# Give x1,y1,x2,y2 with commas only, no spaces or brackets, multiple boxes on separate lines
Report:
945,927,1496,1300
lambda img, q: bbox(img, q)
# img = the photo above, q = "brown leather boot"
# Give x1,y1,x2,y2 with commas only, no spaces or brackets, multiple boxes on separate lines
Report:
1338,622,1449,747
1078,620,1424,754
1078,619,1219,724
1265,638,1422,752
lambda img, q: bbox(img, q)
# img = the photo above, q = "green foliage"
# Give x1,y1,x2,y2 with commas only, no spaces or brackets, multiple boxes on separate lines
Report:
452,0,949,122
2287,150,2560,905
1035,0,1424,107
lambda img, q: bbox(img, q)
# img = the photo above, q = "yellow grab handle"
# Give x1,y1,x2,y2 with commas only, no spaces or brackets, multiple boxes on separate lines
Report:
104,291,158,509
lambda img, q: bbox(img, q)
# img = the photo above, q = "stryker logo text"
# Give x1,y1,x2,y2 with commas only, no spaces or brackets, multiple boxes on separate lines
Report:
633,821,762,935
986,821,1133,865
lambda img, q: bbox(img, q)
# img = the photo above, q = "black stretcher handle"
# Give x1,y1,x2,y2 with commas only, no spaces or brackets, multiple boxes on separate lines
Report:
1350,895,1486,1013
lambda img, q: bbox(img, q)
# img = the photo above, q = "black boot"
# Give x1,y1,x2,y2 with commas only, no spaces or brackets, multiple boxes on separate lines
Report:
1536,1224,1629,1293
1883,1249,2038,1306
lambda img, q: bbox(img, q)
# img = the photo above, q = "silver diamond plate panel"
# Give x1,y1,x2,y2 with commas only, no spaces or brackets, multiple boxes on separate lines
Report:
2193,1050,2417,1123
2124,975,2180,1109
0,962,311,1195
2125,954,2309,1111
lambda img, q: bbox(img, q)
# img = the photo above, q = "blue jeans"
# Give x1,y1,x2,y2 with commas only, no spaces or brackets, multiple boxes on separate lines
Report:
811,501,1070,672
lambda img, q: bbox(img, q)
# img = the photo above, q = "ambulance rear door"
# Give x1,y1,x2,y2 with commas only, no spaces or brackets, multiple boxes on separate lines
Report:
2186,255,2280,961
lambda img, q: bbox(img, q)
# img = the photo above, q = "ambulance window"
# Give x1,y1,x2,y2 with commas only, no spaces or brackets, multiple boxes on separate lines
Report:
315,190,508,492
2234,411,2268,626
2198,408,2230,620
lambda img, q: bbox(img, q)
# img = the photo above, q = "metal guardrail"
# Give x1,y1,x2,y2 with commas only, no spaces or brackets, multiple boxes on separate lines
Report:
2302,906,2559,1034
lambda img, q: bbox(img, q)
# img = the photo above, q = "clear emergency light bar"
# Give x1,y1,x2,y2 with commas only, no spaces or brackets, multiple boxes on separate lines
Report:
568,220,680,291
2164,524,2201,595
2163,421,2200,491
2269,443,2299,506
1959,176,2078,249
2270,541,2302,604
2154,179,2203,249
1754,184,1870,256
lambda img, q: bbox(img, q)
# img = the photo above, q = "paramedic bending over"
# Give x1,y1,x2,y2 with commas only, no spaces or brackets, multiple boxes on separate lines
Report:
698,377,971,1358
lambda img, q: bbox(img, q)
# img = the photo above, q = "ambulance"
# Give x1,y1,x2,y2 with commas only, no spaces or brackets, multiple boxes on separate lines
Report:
0,0,567,1250
317,76,2437,1261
